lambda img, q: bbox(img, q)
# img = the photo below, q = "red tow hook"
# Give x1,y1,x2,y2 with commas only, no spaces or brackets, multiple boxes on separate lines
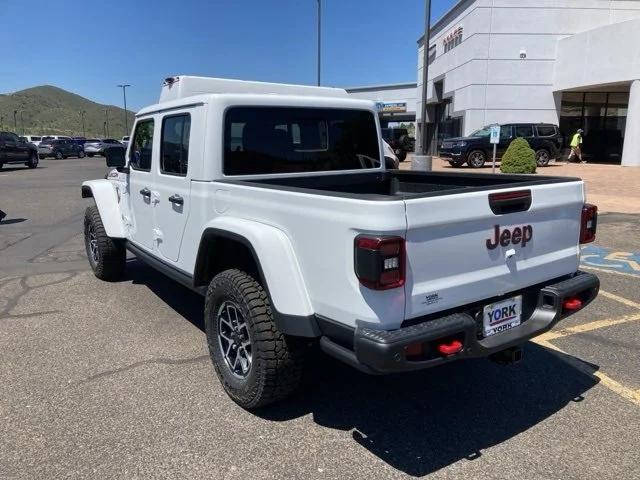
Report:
563,297,583,312
437,340,463,356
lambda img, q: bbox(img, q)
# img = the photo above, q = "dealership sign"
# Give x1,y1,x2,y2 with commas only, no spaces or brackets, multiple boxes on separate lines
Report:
376,102,407,113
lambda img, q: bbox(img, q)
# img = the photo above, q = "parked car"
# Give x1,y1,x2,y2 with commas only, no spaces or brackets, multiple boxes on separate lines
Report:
81,75,599,409
381,127,414,162
440,123,563,168
19,135,43,147
121,136,130,149
83,138,122,157
41,135,73,142
0,131,39,169
72,137,88,147
38,138,85,159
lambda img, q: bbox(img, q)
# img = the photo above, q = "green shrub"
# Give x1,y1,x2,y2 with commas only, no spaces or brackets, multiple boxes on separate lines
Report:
500,137,537,174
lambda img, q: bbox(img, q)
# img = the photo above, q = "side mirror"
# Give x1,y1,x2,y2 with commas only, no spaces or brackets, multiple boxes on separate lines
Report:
104,146,126,168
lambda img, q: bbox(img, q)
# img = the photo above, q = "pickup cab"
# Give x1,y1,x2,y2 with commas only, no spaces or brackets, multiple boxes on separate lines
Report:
81,76,599,409
0,131,40,169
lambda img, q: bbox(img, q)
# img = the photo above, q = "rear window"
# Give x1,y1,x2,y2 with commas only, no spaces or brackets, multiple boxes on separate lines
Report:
86,139,100,143
31,136,41,141
42,136,54,141
103,139,118,144
536,125,557,137
224,107,380,175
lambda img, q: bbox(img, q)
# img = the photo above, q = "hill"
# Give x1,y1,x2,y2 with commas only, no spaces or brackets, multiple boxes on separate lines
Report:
0,85,136,138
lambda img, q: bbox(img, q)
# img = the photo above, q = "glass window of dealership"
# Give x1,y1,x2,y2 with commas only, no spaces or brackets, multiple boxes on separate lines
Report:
417,0,640,166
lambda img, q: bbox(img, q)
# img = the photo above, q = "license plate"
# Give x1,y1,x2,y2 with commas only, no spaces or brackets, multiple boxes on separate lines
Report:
482,295,522,337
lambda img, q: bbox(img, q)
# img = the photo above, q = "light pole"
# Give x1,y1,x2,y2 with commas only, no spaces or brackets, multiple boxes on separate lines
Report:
20,111,24,135
103,121,107,137
117,84,130,137
316,0,321,86
0,115,4,130
414,0,433,171
104,109,110,137
79,110,86,137
13,110,17,132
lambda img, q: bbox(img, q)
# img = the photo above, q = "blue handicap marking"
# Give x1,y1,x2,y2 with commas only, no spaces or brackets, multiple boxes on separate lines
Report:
581,245,640,276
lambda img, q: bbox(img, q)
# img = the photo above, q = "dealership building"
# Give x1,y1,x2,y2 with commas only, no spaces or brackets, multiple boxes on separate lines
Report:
346,83,417,127
416,0,640,166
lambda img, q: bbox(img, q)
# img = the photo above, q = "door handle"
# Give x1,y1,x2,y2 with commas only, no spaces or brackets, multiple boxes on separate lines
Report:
139,187,151,197
168,194,184,205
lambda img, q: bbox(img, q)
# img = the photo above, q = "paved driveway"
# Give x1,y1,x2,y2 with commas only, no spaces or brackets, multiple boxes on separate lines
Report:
1,159,639,479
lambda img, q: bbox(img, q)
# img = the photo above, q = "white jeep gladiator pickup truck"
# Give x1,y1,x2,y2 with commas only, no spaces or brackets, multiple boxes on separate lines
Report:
81,76,599,409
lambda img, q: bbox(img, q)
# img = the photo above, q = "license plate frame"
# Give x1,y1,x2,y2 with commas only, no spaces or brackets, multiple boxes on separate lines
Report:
482,295,522,337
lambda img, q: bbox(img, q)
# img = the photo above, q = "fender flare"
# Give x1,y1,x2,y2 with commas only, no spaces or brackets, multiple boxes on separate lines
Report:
81,180,126,238
194,219,320,337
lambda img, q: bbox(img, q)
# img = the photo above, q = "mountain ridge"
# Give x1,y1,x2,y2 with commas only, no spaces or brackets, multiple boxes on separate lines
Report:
0,85,135,138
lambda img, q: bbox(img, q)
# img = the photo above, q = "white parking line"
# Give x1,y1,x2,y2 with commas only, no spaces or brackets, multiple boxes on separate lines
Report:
582,264,640,280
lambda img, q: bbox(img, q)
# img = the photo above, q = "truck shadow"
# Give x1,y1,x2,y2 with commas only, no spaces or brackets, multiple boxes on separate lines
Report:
268,347,599,477
124,259,599,478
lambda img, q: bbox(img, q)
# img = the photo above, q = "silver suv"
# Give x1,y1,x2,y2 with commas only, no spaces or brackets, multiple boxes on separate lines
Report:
84,138,122,157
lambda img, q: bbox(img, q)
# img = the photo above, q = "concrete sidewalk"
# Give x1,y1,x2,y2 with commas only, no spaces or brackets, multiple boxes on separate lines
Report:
402,157,640,214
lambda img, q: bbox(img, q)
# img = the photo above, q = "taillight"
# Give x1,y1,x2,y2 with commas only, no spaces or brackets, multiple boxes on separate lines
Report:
580,204,597,244
354,235,405,290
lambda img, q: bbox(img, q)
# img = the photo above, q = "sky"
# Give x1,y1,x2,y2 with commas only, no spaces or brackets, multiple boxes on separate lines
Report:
0,0,454,111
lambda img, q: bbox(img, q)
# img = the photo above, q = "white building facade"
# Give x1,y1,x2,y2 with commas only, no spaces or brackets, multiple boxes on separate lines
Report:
417,0,640,165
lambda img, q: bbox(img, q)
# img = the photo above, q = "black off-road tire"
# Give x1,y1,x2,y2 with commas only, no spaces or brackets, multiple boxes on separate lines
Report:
396,150,407,162
535,148,551,167
55,151,63,160
27,152,39,169
83,205,125,281
449,160,464,168
78,150,85,158
205,269,305,409
87,153,94,158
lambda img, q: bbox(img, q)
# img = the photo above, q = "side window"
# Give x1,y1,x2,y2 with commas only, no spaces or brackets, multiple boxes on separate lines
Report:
536,125,556,137
129,119,154,171
500,125,512,139
515,125,534,137
160,114,191,176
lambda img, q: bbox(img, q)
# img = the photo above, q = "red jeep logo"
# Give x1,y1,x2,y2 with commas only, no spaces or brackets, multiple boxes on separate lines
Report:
486,225,533,250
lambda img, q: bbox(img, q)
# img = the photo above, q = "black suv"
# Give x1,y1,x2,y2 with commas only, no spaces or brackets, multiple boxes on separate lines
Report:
0,131,39,169
381,127,415,162
38,139,85,159
439,123,562,168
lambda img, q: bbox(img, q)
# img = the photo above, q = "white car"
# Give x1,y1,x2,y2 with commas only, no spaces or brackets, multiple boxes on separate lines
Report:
20,135,43,147
81,75,599,409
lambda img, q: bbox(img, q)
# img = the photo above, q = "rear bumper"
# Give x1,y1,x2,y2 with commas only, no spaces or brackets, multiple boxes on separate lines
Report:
320,271,599,374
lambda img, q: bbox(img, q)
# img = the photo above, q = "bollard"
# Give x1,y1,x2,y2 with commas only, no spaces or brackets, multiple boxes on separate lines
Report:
412,154,432,171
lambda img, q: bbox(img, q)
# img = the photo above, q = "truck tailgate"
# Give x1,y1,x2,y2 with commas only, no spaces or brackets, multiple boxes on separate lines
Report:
403,181,585,320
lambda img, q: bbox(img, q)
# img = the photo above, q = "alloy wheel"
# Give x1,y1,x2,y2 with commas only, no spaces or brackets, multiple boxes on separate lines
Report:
217,301,252,378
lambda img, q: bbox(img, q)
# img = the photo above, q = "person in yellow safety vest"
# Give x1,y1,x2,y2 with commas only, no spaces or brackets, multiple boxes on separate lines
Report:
568,128,585,163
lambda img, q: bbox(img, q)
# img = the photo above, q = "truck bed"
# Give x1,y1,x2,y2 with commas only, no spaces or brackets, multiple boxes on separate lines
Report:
223,170,580,200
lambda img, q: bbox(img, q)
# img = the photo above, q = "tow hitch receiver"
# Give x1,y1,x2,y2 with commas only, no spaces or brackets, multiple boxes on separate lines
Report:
489,346,523,365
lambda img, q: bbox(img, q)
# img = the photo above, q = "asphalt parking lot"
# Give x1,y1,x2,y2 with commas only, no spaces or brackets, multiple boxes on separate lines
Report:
1,158,639,479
